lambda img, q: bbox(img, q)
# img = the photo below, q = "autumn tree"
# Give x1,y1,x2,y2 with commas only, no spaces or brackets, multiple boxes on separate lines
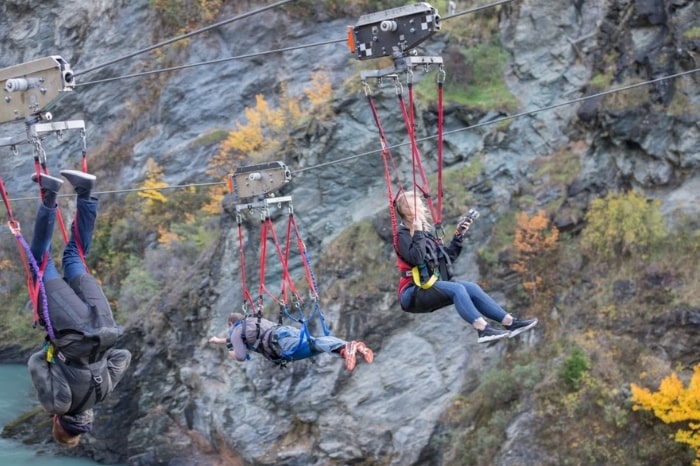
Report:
205,82,305,213
137,157,168,215
304,70,334,119
631,364,700,464
511,210,559,301
581,191,667,262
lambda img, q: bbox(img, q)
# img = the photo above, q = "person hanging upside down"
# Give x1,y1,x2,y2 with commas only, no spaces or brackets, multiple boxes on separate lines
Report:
26,170,131,447
209,313,373,371
394,190,538,343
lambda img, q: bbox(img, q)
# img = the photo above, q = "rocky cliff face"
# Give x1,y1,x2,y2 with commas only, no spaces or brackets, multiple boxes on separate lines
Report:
1,0,698,465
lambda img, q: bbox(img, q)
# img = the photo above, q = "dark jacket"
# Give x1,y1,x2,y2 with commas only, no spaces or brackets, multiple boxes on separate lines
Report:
27,346,131,416
395,223,464,308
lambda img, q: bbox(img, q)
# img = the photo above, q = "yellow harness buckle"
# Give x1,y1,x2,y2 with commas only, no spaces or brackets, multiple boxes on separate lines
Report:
411,266,438,289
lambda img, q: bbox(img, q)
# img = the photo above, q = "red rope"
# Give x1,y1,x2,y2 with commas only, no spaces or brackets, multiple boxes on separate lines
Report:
1,176,42,325
436,79,444,226
397,88,437,223
258,218,269,305
365,92,404,268
289,215,319,298
237,218,255,310
266,216,296,302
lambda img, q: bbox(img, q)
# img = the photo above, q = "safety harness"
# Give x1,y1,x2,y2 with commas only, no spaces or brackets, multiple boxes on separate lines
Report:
232,195,330,366
0,128,93,348
363,67,447,291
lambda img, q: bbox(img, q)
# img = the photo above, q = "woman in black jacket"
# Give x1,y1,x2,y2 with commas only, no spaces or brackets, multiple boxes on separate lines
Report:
394,191,537,343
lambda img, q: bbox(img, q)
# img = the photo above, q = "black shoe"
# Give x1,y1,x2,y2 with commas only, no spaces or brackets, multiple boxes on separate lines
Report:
504,318,538,338
30,173,63,193
60,170,96,198
477,325,509,343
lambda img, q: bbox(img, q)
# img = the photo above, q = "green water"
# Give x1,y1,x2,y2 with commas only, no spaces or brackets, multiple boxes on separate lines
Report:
0,364,118,466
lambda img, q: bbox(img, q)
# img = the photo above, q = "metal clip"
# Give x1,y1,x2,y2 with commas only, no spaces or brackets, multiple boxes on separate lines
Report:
392,75,403,96
80,128,87,154
7,220,20,234
32,137,47,165
361,80,372,97
437,64,446,84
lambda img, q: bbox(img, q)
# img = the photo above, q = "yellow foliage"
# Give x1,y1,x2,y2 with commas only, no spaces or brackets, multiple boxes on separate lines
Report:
305,71,333,106
631,364,700,464
201,185,225,215
581,191,667,261
213,93,289,177
138,158,168,208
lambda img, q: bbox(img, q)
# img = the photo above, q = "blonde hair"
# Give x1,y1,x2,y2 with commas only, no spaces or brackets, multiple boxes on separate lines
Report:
52,415,80,447
395,191,430,224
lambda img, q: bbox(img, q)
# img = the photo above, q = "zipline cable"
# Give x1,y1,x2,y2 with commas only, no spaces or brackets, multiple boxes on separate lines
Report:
293,66,700,173
77,39,347,87
6,65,698,202
445,0,515,19
74,0,297,78
73,0,510,87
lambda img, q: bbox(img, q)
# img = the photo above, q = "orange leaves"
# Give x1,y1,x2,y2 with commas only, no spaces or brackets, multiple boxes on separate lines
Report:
511,210,559,298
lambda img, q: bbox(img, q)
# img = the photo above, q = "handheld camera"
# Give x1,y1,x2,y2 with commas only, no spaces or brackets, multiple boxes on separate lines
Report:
457,208,480,234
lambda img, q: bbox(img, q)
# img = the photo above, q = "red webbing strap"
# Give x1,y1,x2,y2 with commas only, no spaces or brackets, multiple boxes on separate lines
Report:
257,217,270,305
282,214,301,301
257,216,291,306
436,72,445,227
236,216,255,309
81,134,89,173
398,86,437,224
365,91,403,267
0,176,50,331
289,215,319,298
0,176,16,226
1,176,35,313
0,176,34,314
265,216,295,302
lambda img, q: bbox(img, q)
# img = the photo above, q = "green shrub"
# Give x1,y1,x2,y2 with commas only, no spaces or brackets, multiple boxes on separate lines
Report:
561,347,590,390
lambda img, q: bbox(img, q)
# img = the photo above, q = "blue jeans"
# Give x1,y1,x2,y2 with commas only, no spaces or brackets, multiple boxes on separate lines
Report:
30,198,97,281
275,325,346,357
400,280,508,325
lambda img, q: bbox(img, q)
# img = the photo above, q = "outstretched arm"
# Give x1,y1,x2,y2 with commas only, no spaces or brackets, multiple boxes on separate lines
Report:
209,327,248,361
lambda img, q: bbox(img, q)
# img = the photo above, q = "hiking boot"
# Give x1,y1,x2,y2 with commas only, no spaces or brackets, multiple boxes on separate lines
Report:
60,169,96,199
355,341,374,364
340,341,358,371
477,325,509,343
505,317,538,338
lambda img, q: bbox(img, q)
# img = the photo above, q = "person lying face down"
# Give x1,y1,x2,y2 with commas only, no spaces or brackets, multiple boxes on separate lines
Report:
209,312,374,371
